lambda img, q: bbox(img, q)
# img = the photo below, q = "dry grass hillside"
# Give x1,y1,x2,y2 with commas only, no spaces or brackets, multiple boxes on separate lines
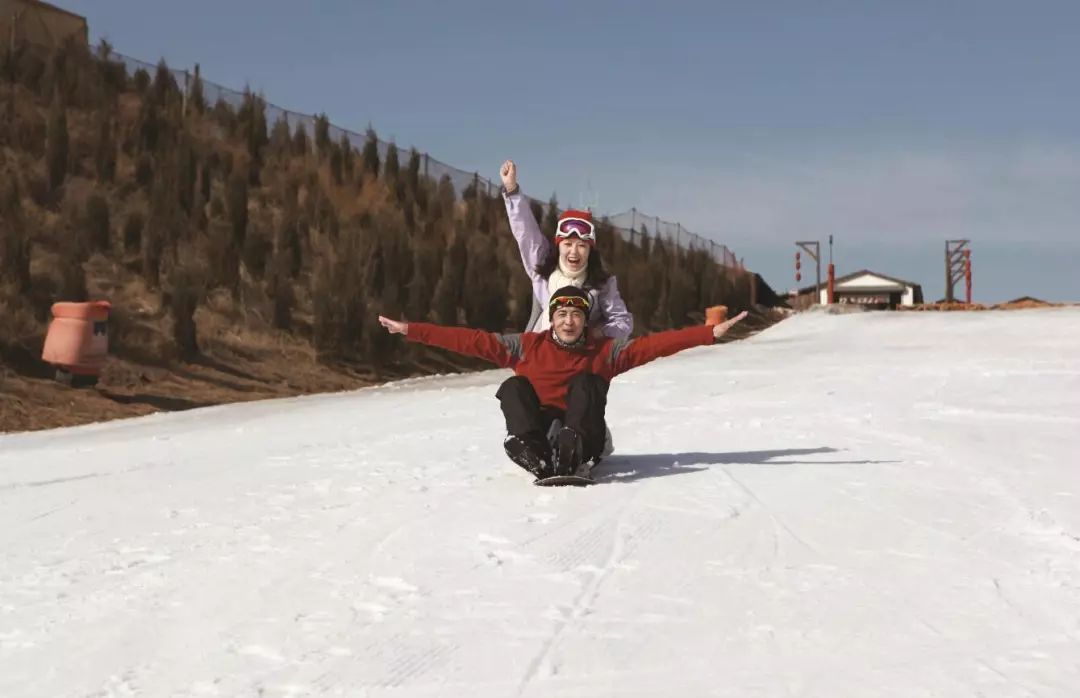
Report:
0,39,776,433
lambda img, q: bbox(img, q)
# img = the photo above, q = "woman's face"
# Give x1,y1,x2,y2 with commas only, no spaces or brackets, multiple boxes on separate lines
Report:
558,238,591,274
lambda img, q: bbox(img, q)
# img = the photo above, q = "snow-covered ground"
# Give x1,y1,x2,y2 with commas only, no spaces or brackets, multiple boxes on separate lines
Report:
2,308,1079,697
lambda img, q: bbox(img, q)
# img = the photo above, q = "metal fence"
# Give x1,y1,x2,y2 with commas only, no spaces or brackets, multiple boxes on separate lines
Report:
113,52,739,267
607,209,739,268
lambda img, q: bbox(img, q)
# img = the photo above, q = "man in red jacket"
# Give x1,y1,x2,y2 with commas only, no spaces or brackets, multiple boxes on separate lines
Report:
378,286,747,480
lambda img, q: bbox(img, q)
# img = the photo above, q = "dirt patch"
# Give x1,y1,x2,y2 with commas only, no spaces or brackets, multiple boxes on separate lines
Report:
899,298,1072,312
1,308,785,435
0,339,488,434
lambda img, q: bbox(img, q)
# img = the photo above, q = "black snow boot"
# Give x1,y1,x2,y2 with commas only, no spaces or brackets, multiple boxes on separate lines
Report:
503,433,553,479
553,426,585,477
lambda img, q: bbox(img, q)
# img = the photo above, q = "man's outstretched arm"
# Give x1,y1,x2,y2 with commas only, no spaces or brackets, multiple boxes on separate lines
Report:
379,316,519,368
610,311,748,375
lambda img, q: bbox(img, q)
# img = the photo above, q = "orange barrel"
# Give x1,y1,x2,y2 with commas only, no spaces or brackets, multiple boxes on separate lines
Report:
704,305,728,326
41,301,112,377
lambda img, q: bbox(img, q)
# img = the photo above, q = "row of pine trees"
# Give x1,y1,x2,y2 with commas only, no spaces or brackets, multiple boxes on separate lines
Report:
0,37,753,371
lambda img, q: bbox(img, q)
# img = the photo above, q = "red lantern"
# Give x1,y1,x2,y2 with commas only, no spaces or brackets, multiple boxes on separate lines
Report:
796,272,802,282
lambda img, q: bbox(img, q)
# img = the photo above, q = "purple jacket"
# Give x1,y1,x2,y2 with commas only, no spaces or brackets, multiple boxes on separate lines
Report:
503,189,634,339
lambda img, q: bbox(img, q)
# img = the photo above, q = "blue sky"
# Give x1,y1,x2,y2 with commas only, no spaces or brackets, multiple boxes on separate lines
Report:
62,1,1080,301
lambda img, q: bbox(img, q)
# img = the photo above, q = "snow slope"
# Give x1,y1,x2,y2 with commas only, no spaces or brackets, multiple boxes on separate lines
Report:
2,309,1079,697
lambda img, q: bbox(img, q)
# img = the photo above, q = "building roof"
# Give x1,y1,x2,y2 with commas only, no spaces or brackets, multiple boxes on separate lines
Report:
834,269,922,288
793,269,923,296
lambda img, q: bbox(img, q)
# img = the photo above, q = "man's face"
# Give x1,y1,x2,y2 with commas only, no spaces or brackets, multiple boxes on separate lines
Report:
552,307,586,344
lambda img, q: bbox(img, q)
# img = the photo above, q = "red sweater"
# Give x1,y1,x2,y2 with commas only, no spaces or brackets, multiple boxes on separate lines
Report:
405,323,716,410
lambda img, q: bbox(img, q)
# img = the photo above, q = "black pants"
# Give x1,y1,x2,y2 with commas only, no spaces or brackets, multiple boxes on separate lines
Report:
496,374,609,461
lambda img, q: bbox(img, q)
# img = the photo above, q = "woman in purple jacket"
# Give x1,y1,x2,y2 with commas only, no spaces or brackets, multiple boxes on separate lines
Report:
500,160,634,340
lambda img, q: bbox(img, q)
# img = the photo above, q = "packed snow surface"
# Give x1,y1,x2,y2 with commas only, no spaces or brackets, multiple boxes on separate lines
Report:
2,308,1080,696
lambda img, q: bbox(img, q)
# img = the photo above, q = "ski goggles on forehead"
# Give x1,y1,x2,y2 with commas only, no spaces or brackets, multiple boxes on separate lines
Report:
549,295,591,312
555,217,596,242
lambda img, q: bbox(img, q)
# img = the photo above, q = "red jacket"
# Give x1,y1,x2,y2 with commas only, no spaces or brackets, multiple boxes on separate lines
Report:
406,323,716,410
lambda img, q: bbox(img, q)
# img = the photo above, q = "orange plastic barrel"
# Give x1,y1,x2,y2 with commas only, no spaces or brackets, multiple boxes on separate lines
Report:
705,305,728,326
41,301,112,376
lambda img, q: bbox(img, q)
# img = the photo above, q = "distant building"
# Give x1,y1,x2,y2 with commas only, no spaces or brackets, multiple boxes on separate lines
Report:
791,270,924,310
0,0,88,50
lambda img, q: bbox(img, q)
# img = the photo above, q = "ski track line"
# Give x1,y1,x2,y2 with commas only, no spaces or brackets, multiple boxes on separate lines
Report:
719,465,818,556
514,492,641,697
0,458,177,494
25,500,77,523
0,472,103,491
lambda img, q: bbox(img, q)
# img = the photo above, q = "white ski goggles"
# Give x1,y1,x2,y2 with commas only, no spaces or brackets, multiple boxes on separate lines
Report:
555,217,596,242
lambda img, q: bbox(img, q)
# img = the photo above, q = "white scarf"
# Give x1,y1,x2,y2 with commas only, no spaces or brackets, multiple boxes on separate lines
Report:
539,262,587,331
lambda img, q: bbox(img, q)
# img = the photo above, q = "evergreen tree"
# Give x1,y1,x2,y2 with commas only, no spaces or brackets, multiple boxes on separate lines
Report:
268,117,291,160
165,261,203,359
206,219,239,293
227,170,249,248
542,195,560,237
93,114,116,182
152,59,177,107
85,193,110,251
435,175,455,218
462,233,508,331
45,89,68,192
277,179,302,277
362,126,380,177
242,209,271,281
176,132,197,215
329,143,343,185
136,98,160,153
57,209,87,301
188,63,205,114
238,90,268,184
0,176,32,293
292,122,309,156
508,273,533,331
314,113,331,158
384,142,400,183
405,148,421,195
529,200,544,229
340,133,355,180
267,251,294,331
132,68,151,94
123,211,143,253
406,242,441,322
432,233,467,324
